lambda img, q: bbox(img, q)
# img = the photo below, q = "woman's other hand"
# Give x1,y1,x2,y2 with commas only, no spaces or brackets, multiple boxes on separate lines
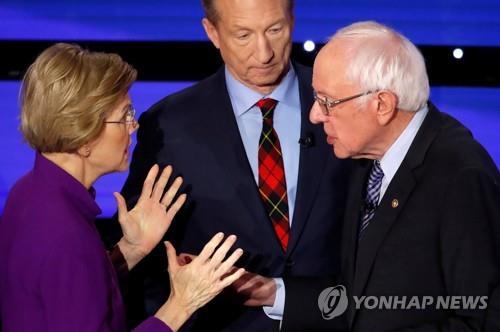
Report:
116,164,186,269
155,233,245,331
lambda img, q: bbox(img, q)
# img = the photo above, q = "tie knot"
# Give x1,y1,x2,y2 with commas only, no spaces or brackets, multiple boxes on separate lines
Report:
256,98,278,120
369,160,384,181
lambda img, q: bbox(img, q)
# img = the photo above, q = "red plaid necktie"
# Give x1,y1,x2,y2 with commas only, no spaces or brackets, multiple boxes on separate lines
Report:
257,98,290,251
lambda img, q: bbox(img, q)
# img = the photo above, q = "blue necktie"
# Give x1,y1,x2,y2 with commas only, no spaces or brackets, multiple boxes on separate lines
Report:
359,160,384,234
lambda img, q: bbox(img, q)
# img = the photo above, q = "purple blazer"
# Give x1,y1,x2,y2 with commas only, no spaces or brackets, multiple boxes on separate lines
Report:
0,153,171,332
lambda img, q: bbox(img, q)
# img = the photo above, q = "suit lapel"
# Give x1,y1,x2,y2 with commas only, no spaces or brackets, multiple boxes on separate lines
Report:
352,163,417,296
286,64,330,254
342,160,371,327
349,104,443,325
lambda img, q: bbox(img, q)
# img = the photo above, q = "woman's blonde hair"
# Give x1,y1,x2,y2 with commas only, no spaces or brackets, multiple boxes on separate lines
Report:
20,43,137,152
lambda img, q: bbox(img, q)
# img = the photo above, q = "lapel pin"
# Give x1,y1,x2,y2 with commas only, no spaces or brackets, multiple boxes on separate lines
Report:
391,199,399,208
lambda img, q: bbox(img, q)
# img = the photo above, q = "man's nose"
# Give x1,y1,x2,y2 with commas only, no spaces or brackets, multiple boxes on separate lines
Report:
310,101,327,124
255,35,274,63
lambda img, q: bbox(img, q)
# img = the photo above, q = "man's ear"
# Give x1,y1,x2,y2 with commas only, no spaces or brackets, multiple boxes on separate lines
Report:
202,18,220,49
375,90,398,126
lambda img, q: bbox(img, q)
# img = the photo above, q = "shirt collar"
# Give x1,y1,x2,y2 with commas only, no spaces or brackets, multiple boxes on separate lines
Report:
379,104,429,183
225,64,299,118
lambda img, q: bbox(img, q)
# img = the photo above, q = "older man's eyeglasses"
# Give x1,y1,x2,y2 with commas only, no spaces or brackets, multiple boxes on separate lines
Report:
104,106,137,127
313,90,376,116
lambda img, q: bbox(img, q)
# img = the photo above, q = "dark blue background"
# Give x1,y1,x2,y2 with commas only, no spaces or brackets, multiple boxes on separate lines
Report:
1,1,499,216
1,0,500,45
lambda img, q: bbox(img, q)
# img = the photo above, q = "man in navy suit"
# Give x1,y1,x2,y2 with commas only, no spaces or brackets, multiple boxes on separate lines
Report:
117,0,350,330
280,21,500,331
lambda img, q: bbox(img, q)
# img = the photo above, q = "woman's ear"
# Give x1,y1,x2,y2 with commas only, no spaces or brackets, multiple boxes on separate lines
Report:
78,145,91,158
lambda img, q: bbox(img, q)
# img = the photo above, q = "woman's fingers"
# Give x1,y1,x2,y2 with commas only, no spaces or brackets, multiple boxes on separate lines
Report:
165,235,243,311
165,193,187,221
195,234,242,273
160,176,183,207
137,165,185,210
215,247,243,278
113,192,128,223
138,164,159,204
151,165,173,201
219,267,246,288
165,241,179,274
197,232,225,263
209,235,237,267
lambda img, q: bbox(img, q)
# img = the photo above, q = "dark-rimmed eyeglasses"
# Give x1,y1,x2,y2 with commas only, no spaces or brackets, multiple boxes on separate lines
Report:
104,106,137,127
313,90,376,116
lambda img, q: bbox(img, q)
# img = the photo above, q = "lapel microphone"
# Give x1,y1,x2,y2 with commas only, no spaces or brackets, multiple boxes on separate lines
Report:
298,133,314,148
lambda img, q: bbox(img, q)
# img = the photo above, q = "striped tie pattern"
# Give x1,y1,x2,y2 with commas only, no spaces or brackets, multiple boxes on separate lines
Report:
257,98,290,251
360,160,384,234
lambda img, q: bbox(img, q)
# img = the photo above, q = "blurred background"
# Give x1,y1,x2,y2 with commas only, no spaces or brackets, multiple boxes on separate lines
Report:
1,0,499,217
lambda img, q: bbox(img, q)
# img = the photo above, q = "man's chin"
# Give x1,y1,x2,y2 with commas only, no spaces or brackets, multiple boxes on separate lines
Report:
252,75,281,86
251,65,287,84
332,146,351,160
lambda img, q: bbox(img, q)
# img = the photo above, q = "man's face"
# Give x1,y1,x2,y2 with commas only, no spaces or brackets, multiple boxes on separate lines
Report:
203,0,293,94
310,43,381,159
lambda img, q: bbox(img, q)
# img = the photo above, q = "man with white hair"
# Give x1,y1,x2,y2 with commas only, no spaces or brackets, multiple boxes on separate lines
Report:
277,21,500,331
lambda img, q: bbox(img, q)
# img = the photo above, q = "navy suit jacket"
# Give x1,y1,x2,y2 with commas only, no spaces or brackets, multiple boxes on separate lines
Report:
117,63,351,331
282,103,500,332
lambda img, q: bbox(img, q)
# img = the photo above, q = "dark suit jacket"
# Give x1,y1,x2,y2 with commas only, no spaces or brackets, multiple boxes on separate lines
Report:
282,103,500,332
116,63,351,331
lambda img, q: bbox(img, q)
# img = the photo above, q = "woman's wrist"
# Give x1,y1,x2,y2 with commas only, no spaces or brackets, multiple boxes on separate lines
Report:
154,295,193,332
116,237,146,270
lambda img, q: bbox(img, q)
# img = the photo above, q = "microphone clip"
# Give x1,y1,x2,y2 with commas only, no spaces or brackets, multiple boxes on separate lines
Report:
298,134,314,148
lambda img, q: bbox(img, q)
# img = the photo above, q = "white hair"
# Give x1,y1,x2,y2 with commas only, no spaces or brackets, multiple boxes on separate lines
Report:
330,21,430,111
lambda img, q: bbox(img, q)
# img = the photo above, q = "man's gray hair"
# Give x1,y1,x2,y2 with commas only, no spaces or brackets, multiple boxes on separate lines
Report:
331,21,430,111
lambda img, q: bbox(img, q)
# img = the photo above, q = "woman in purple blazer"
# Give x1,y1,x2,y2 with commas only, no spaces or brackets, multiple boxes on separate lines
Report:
0,43,245,332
